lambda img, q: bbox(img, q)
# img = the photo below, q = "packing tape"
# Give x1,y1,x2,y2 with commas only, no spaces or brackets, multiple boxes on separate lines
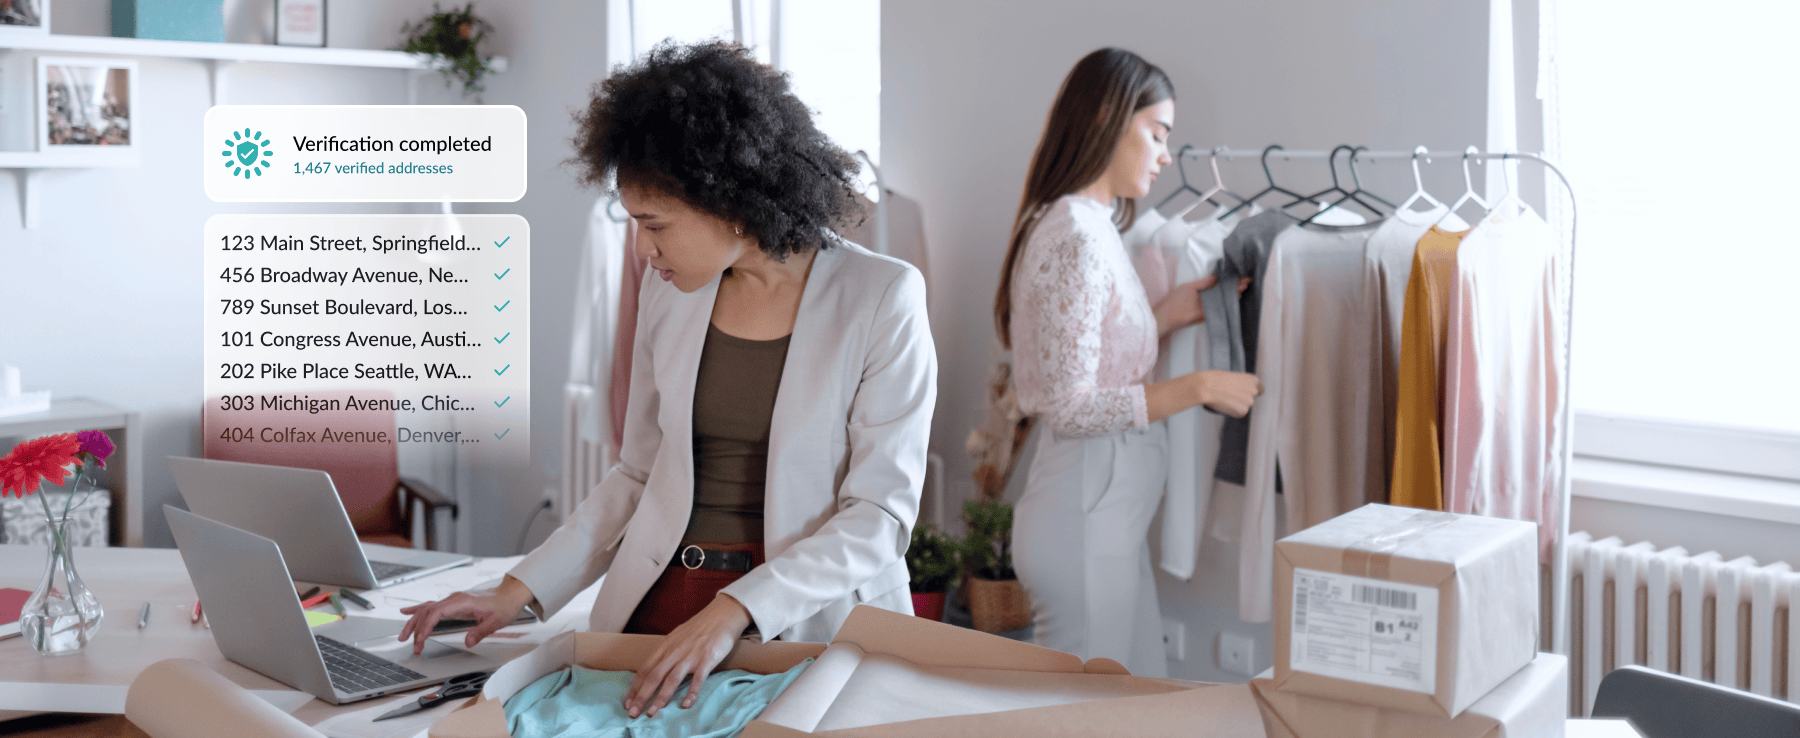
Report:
1340,510,1461,580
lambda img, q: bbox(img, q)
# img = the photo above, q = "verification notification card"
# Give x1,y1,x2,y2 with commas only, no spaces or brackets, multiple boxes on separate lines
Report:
204,105,527,202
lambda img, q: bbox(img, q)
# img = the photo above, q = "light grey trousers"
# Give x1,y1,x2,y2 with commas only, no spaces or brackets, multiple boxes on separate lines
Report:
1012,422,1169,677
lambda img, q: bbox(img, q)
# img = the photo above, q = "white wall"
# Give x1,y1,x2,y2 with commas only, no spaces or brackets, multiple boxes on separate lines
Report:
882,0,1534,681
0,0,610,554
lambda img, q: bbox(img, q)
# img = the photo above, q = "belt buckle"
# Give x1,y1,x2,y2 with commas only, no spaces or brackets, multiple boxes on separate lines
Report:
680,544,705,570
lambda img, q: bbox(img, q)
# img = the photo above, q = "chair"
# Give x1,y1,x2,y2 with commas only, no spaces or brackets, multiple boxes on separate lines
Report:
202,389,455,550
1590,665,1800,738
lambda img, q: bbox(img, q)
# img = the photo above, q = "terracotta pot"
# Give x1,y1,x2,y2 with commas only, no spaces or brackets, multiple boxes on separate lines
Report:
910,591,946,622
963,574,1031,633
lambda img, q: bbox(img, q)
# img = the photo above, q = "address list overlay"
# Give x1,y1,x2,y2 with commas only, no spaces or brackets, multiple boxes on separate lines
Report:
203,215,528,465
205,105,527,202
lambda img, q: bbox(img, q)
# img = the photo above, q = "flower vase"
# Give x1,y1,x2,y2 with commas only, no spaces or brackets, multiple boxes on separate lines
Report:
19,515,105,655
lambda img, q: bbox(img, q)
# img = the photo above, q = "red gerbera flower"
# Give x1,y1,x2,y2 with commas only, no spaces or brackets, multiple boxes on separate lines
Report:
0,433,81,498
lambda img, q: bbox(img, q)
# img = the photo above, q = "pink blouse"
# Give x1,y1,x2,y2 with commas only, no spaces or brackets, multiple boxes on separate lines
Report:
1010,196,1160,438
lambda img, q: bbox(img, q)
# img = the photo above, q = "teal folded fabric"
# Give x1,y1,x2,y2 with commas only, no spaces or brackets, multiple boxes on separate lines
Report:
504,659,811,738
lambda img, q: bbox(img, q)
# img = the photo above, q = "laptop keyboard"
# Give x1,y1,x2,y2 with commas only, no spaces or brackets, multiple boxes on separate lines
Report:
316,635,426,694
369,560,424,581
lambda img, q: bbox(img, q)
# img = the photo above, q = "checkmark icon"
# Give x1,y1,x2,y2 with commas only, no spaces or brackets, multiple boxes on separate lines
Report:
495,396,510,408
494,300,511,312
495,268,511,280
494,428,510,440
494,332,511,344
495,364,511,376
494,237,510,248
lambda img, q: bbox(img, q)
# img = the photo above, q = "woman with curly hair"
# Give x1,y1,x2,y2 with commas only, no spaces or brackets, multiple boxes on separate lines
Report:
398,41,935,717
997,48,1259,676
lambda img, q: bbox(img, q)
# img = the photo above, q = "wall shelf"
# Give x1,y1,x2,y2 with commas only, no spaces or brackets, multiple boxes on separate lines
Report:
0,33,508,73
0,34,506,228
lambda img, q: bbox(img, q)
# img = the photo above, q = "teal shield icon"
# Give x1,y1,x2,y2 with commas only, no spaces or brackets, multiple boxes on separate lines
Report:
237,141,260,166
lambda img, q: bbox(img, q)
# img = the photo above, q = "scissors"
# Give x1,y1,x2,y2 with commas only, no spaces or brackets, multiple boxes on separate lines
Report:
373,670,491,722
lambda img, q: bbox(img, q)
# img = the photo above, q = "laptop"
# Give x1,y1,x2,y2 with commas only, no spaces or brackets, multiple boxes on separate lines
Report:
169,456,471,589
166,505,500,704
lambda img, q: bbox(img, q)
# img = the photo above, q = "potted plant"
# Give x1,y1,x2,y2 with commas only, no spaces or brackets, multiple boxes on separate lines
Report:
905,523,958,622
959,499,1031,633
397,3,497,102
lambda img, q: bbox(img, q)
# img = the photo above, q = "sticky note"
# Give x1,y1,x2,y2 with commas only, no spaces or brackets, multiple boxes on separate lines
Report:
305,611,343,627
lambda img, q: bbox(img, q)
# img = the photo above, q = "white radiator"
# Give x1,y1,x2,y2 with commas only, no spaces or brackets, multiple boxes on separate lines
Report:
1566,531,1799,715
560,383,610,516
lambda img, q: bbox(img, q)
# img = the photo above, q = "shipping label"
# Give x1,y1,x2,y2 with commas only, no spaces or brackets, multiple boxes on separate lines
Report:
1289,568,1439,693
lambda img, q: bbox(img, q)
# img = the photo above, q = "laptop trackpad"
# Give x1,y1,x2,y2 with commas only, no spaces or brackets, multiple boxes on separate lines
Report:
355,637,460,658
317,616,404,643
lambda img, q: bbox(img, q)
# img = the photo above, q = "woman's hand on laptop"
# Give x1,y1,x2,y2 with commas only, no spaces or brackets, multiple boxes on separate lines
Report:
397,575,535,654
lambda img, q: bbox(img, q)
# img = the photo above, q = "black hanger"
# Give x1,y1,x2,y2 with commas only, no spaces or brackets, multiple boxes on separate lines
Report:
1157,145,1248,217
1154,144,1203,211
1344,146,1396,210
1301,146,1393,225
1287,145,1356,214
1217,145,1309,220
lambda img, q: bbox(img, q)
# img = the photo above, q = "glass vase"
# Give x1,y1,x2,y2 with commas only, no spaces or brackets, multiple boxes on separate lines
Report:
19,514,106,655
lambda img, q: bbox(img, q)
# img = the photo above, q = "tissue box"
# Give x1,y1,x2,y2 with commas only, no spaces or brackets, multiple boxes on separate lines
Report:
112,0,224,42
1273,504,1538,717
1252,652,1568,738
1,489,111,546
430,606,1267,738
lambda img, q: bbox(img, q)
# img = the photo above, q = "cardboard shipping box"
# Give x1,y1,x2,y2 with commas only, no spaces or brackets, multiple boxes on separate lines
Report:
1273,504,1538,717
431,605,1266,738
1252,652,1568,738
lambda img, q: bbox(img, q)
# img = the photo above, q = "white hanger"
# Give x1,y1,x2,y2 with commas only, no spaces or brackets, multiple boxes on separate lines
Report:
1397,146,1445,217
1436,146,1491,227
1169,147,1231,221
1487,152,1529,218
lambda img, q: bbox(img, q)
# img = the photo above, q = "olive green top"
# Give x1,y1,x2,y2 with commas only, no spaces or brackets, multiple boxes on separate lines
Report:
685,322,791,544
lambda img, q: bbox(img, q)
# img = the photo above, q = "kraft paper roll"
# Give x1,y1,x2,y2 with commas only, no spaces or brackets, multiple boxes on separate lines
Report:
755,642,867,732
125,658,323,738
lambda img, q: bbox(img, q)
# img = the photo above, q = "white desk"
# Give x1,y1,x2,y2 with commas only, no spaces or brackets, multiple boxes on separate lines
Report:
0,543,574,729
1,544,1646,737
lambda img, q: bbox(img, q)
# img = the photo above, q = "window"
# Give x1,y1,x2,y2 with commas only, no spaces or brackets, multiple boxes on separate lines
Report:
1544,0,1800,473
623,0,880,164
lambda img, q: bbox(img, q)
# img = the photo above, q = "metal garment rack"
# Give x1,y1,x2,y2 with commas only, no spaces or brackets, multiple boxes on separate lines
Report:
1183,145,1580,660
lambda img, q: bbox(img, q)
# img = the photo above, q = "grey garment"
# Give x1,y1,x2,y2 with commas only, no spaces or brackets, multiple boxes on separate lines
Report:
1205,209,1299,485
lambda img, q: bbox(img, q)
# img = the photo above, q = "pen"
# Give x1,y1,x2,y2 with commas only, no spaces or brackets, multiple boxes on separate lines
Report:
339,589,374,610
137,602,150,630
328,593,347,617
298,586,320,601
191,599,203,624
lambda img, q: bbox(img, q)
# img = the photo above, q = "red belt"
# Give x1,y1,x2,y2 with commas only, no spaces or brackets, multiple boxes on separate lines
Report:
623,541,764,636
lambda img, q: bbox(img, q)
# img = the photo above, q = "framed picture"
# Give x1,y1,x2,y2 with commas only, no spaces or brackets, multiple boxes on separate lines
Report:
0,0,50,36
37,58,137,153
274,0,326,47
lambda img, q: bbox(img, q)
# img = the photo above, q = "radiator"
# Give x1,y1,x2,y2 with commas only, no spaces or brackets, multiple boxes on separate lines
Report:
560,383,610,515
1566,531,1799,715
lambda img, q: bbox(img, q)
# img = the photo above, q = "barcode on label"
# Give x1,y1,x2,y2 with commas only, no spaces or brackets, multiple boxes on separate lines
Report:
1353,584,1417,610
1295,592,1308,629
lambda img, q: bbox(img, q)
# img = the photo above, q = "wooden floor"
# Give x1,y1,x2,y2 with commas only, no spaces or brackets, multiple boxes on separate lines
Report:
0,714,150,738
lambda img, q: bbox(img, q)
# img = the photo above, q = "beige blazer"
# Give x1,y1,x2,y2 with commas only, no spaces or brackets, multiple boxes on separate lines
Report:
510,239,936,643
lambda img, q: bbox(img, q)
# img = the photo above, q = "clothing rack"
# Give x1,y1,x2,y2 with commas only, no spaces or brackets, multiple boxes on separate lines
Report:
1180,144,1579,661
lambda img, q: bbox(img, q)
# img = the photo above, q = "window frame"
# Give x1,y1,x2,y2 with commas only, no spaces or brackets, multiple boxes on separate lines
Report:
1575,412,1800,484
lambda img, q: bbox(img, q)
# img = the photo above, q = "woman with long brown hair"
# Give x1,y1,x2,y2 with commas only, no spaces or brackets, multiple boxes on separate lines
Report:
999,48,1260,676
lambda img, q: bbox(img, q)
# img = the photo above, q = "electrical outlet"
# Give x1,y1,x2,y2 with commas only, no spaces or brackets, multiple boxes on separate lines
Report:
1218,631,1256,677
1161,618,1186,661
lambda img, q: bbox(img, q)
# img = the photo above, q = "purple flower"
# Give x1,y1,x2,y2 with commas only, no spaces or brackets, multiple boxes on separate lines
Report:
75,430,114,469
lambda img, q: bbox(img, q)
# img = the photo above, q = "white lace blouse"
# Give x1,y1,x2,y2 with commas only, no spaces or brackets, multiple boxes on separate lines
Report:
1010,195,1160,438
